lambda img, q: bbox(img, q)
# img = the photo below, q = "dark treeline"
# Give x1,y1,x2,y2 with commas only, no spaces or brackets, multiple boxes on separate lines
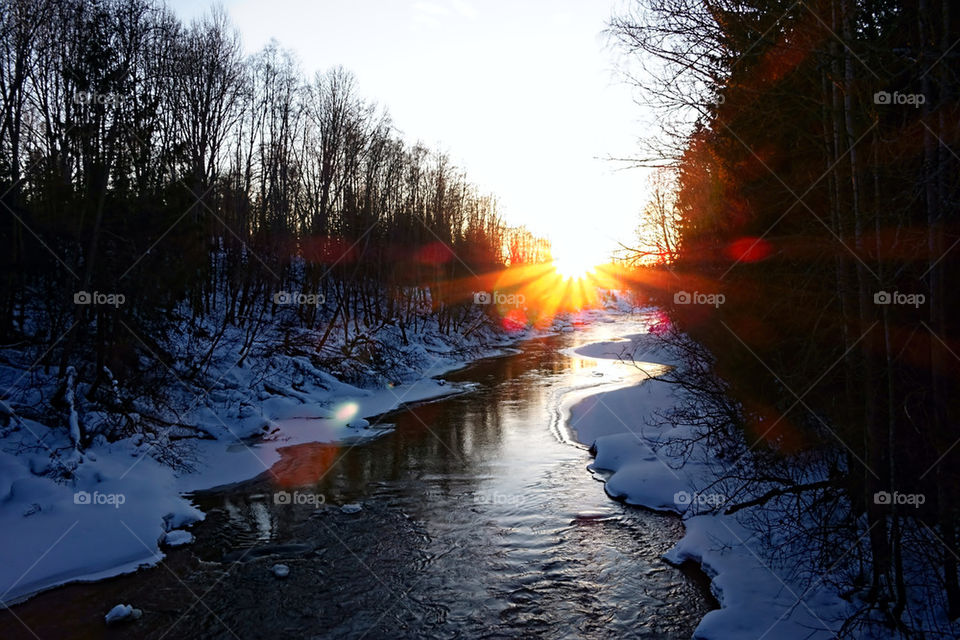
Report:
614,0,959,636
0,0,548,392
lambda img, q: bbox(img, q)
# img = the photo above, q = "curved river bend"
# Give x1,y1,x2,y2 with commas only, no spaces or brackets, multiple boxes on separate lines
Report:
6,318,715,639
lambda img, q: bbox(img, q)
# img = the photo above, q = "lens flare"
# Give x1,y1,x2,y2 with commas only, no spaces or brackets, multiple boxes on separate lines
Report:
334,402,359,422
551,256,598,281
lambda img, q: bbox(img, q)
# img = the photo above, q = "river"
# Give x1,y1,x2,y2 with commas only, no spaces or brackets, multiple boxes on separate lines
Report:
4,317,715,639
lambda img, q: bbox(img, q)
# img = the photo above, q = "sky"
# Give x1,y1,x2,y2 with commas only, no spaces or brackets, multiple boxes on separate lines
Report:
166,0,648,268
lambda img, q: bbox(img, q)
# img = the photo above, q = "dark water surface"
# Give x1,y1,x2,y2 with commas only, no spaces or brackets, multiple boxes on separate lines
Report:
5,321,715,639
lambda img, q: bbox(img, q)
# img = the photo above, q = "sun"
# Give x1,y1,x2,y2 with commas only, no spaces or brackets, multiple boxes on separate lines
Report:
551,254,597,281
547,235,609,283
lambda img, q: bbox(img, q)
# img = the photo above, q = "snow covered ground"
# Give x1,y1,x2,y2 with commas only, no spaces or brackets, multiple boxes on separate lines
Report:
0,309,538,606
563,314,853,639
1,294,862,638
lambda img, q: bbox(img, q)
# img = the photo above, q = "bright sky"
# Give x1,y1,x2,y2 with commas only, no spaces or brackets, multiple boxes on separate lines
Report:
167,0,648,268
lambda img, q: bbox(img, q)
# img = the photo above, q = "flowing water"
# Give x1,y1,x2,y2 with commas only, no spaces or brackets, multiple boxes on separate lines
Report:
5,318,715,639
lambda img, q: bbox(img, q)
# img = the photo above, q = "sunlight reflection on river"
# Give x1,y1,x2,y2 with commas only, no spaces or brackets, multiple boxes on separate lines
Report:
179,315,712,638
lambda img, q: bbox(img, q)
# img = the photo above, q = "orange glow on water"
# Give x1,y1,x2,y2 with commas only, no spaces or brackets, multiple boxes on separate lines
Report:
269,442,339,488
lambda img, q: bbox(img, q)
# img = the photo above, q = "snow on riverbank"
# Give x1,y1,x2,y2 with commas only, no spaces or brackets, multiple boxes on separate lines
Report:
565,315,851,639
0,291,852,637
0,312,540,605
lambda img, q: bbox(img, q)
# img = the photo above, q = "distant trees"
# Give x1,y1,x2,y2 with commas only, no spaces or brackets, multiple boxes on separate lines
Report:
622,168,681,265
0,0,537,388
615,0,959,635
504,225,552,266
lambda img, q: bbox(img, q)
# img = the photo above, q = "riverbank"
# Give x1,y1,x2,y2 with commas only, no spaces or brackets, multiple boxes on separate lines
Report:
564,321,852,639
0,308,559,606
3,298,829,640
3,305,713,639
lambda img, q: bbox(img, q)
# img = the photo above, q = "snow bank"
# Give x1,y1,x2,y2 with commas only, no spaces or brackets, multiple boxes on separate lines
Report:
0,433,202,604
565,314,849,639
667,515,849,639
0,309,530,605
0,363,487,604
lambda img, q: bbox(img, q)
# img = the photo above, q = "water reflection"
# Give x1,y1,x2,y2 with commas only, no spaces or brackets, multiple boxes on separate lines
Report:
182,328,713,638
4,321,714,640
